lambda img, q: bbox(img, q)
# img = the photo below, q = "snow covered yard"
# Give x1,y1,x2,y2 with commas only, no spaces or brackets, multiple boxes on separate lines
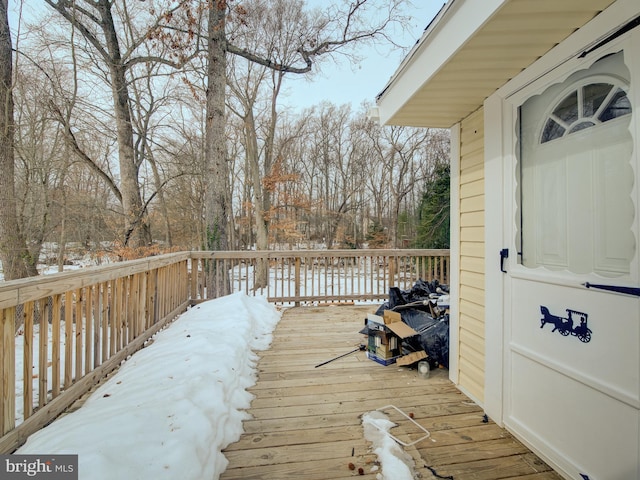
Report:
16,293,281,480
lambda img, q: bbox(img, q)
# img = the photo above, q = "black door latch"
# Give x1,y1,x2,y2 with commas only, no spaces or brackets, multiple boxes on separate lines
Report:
500,248,509,273
584,282,640,297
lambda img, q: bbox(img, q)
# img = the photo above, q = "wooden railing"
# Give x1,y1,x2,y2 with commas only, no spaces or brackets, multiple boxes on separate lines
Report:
191,249,449,305
0,248,449,452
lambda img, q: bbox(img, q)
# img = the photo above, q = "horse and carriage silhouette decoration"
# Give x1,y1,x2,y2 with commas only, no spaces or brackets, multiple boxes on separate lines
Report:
540,306,592,343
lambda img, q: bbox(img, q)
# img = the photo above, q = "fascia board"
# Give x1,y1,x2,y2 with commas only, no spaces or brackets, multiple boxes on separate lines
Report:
376,0,508,125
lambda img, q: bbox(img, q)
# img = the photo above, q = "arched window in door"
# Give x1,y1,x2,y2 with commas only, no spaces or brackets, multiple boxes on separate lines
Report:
541,81,631,143
517,52,635,276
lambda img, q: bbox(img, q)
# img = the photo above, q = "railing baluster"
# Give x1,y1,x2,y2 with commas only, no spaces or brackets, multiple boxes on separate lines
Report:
93,285,101,368
0,307,15,435
52,294,61,398
102,283,109,364
294,258,301,307
38,298,48,409
75,288,83,383
23,302,34,419
64,291,73,389
85,286,93,374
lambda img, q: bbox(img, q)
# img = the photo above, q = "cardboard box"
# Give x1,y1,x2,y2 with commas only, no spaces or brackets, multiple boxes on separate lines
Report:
364,312,419,365
367,328,398,359
366,350,398,366
383,310,402,325
396,350,427,366
366,313,386,330
385,320,419,340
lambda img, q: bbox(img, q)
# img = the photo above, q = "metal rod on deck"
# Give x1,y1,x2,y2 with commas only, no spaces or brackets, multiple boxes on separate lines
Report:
314,345,365,368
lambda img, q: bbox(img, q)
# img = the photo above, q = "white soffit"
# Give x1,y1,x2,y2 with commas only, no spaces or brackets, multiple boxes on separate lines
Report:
376,0,617,128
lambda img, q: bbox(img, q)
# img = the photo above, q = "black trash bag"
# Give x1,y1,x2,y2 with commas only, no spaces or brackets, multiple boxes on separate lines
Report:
399,308,438,331
400,309,449,369
389,286,409,307
376,280,449,312
407,279,437,301
371,280,450,368
374,302,390,315
375,282,434,315
421,315,449,369
376,282,433,314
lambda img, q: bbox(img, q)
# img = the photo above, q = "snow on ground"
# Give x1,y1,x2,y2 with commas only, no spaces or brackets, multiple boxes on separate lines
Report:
362,410,417,480
17,292,281,480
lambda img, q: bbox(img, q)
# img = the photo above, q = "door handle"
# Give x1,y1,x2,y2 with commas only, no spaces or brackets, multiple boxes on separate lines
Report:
500,248,509,273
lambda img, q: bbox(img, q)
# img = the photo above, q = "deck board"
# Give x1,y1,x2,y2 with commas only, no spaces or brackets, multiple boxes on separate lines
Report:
220,305,562,480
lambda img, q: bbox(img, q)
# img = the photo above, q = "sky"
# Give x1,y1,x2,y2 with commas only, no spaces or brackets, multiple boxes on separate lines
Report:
14,293,417,479
281,1,446,111
8,1,444,114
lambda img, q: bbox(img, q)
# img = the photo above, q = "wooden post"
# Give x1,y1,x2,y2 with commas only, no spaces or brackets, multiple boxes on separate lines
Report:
389,255,397,287
294,257,301,307
1,307,15,435
190,258,197,302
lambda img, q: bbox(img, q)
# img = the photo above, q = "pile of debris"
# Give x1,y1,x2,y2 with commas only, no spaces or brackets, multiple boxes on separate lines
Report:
362,279,450,369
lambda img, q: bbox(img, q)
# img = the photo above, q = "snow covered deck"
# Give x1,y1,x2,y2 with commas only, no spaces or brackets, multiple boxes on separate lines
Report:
221,305,562,480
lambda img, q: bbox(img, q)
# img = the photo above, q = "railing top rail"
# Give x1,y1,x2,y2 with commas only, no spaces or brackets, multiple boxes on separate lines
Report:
189,248,450,260
0,251,191,309
0,249,450,309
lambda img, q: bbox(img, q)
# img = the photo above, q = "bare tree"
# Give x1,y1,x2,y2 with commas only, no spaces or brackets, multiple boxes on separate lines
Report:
43,0,203,248
200,0,407,295
204,1,230,255
6,0,442,276
0,2,37,279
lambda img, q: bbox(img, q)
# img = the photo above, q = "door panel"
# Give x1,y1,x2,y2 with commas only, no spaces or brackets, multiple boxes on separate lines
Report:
510,278,639,405
522,120,634,275
505,48,639,479
509,352,639,480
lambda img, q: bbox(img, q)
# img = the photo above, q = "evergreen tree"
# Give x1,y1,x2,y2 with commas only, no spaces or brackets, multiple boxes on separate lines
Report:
415,163,450,249
366,220,387,248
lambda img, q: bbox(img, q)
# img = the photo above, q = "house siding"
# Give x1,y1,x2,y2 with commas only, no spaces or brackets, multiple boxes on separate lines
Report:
457,108,485,402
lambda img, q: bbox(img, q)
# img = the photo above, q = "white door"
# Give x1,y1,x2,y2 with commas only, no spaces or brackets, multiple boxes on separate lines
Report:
504,49,639,479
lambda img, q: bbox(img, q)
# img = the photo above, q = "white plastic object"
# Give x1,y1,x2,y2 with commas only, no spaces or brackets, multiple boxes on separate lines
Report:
417,360,430,379
374,405,431,446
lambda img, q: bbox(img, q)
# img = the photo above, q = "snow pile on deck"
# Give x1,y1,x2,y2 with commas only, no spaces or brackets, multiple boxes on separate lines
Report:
18,292,281,480
362,410,416,480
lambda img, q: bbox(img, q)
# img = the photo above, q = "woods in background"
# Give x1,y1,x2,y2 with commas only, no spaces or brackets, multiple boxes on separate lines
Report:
0,0,449,278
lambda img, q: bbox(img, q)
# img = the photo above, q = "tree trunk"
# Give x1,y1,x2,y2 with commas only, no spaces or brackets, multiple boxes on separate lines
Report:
205,0,230,297
57,217,67,273
147,146,173,246
0,3,36,279
244,109,269,288
98,1,151,248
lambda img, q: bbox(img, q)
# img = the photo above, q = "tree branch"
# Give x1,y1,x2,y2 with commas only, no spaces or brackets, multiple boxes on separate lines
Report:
43,0,111,65
48,100,123,203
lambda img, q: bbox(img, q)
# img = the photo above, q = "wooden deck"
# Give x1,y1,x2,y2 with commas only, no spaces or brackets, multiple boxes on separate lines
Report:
220,305,562,480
